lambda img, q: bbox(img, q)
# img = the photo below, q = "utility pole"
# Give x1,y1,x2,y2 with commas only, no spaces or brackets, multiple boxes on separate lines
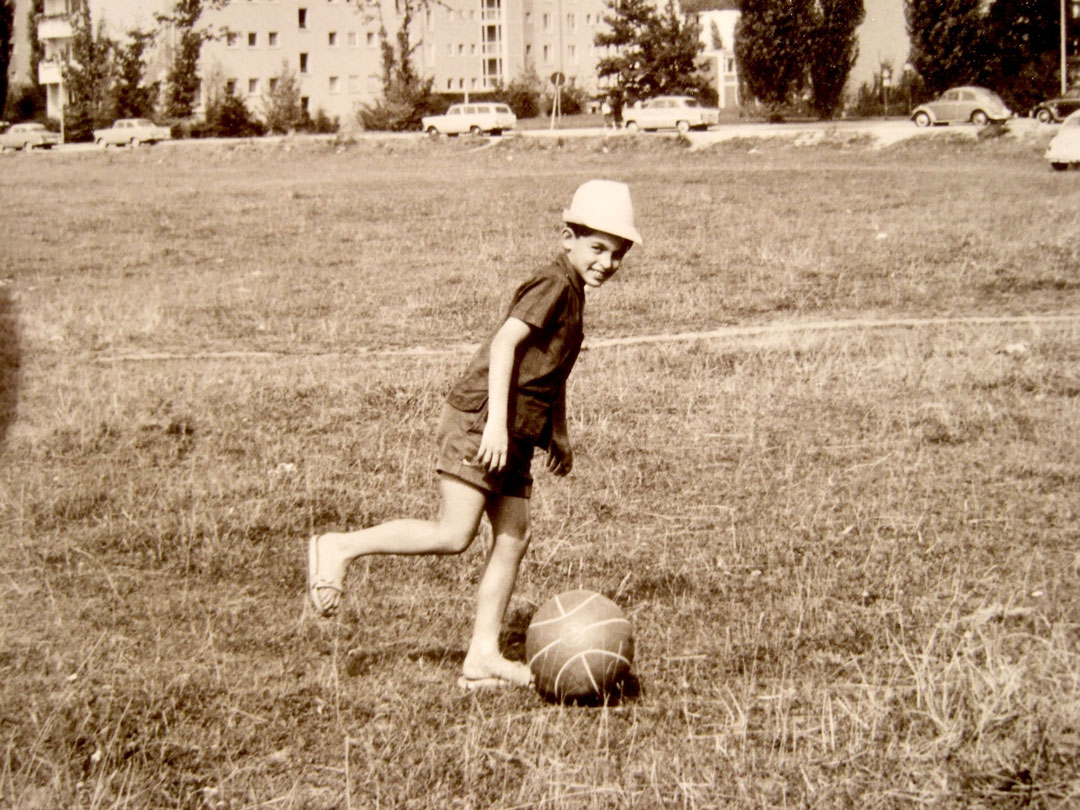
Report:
1063,0,1069,95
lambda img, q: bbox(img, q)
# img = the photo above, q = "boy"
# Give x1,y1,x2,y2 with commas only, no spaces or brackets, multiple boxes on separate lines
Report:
307,180,642,689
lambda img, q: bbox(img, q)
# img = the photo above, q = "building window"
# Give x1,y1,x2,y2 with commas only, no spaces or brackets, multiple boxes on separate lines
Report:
225,79,237,95
226,32,239,48
366,31,375,47
348,74,360,93
568,44,576,62
566,13,575,30
328,31,337,46
248,78,258,94
347,31,357,46
458,43,464,55
298,8,307,28
329,76,340,93
248,32,257,47
269,77,278,91
543,44,551,63
299,52,308,73
269,31,278,47
447,78,453,90
542,12,550,31
301,96,309,113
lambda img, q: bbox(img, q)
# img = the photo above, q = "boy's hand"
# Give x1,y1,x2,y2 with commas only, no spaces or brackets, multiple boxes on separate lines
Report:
546,438,573,476
475,421,509,472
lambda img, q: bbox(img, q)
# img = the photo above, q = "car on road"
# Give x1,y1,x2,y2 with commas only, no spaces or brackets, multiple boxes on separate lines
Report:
622,96,720,134
421,103,516,136
911,86,1011,127
93,118,173,147
0,122,61,151
1045,109,1080,170
1031,92,1080,124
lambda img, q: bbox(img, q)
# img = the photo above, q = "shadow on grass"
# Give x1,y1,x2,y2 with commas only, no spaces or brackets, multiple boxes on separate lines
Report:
0,287,19,450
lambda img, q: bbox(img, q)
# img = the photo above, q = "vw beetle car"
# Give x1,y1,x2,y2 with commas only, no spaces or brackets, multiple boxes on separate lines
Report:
1031,92,1080,124
421,103,516,136
622,96,719,133
911,86,1011,127
0,122,61,150
93,118,173,147
1045,109,1080,170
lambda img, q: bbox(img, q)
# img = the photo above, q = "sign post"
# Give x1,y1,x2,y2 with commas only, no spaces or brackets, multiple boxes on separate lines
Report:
550,71,565,129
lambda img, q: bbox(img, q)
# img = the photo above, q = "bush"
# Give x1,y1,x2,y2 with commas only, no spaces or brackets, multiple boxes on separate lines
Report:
305,108,339,134
204,91,265,138
497,70,544,119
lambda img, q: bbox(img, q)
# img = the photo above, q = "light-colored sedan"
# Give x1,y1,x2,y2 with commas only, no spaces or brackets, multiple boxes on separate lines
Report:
0,122,61,151
93,118,173,147
622,96,719,134
911,86,1012,127
421,103,516,136
1045,109,1080,171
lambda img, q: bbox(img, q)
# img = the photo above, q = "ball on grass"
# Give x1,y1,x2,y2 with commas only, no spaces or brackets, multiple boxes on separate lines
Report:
525,589,634,702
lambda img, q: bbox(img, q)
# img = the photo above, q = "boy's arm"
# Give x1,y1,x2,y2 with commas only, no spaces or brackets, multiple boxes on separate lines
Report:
546,385,572,476
475,316,532,472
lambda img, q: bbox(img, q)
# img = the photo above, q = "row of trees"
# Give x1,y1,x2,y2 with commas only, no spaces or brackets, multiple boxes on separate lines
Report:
907,0,1069,113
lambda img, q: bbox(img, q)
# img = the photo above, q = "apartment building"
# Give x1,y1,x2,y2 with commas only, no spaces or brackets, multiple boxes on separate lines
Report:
28,0,739,126
198,0,617,124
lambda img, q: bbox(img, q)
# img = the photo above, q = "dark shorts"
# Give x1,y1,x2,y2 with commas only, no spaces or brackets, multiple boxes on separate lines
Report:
435,403,535,499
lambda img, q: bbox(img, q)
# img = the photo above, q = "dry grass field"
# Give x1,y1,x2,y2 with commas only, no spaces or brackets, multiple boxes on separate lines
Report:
1,130,1079,809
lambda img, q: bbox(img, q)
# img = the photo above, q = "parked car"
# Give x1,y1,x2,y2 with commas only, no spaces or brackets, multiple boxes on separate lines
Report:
911,86,1012,127
1045,109,1080,170
421,103,516,136
1031,92,1080,124
0,122,61,151
93,118,173,147
622,96,720,133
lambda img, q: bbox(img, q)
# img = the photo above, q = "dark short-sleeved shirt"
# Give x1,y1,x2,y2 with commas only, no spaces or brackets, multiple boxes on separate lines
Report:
446,254,585,443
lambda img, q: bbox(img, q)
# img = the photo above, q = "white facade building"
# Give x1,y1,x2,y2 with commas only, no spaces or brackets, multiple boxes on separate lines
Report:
30,0,739,126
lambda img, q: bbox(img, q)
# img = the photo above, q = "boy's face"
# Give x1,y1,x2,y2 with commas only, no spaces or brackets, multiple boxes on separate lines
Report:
562,228,630,289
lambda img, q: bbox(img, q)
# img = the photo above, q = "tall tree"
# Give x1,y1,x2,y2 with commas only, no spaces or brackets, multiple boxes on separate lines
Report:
113,29,158,119
595,0,712,116
357,0,437,131
976,0,1060,112
0,0,14,115
807,0,865,118
735,0,815,115
595,0,658,116
62,3,115,141
158,0,229,117
904,0,983,97
640,0,712,100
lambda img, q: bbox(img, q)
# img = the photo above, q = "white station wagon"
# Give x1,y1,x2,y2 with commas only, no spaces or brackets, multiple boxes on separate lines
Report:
93,118,173,147
622,96,720,134
421,103,517,136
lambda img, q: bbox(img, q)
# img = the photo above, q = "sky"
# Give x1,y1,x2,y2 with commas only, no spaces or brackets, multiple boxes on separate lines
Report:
853,0,911,86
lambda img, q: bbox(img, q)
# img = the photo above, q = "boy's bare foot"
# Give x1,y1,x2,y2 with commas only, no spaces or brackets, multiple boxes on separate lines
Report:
461,651,534,688
307,534,345,617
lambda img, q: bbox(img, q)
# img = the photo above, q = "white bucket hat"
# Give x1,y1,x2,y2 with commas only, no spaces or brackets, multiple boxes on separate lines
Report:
562,179,643,246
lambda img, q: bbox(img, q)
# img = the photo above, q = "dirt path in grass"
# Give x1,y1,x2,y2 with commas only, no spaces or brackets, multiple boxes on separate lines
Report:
96,313,1080,364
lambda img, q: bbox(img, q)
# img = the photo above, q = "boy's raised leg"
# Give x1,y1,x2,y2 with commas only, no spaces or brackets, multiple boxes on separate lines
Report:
460,494,534,688
308,475,487,617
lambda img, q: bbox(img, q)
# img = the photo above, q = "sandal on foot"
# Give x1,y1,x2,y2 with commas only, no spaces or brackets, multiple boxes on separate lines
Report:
307,535,343,618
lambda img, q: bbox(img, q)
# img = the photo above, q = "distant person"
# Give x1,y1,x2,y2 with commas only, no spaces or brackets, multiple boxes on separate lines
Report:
307,180,643,689
601,99,615,129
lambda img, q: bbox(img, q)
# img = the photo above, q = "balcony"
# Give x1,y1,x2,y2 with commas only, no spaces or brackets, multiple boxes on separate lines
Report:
38,17,73,41
38,60,63,85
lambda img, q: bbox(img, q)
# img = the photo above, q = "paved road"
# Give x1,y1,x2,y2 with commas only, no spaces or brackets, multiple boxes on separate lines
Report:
8,116,1047,156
